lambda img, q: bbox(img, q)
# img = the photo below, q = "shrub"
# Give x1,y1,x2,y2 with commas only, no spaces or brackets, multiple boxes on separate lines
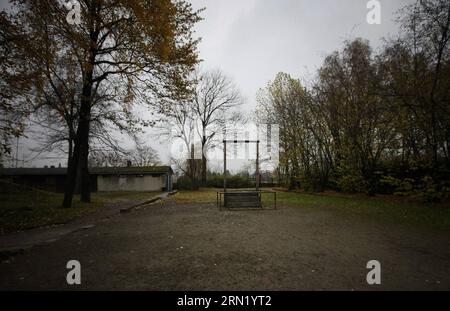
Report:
334,165,368,193
420,176,450,203
206,174,253,188
380,175,450,203
380,176,414,196
175,175,199,190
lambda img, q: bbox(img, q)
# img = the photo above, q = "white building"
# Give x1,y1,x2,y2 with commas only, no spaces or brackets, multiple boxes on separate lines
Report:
0,166,174,192
91,166,173,192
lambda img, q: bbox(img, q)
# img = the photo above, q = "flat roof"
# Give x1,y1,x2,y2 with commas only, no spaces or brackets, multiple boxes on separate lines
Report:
0,166,172,176
90,166,172,175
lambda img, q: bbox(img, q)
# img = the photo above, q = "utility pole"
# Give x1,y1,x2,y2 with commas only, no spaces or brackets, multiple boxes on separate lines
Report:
15,136,19,168
223,140,227,193
256,140,259,191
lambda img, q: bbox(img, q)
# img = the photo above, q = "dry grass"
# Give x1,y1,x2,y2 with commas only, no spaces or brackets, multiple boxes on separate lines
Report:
173,188,450,231
0,181,162,234
172,188,218,203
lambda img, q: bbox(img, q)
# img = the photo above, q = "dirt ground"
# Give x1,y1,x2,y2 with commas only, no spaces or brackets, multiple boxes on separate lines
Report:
1,196,450,290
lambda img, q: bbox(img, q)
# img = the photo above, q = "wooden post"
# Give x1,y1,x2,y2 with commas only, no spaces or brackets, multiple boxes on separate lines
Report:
223,140,227,193
256,140,260,191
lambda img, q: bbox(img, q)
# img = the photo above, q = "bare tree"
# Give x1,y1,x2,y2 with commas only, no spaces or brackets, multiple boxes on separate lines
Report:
154,69,245,186
88,142,159,167
191,69,243,183
153,94,201,186
129,143,160,167
88,149,129,167
397,0,450,173
156,99,196,156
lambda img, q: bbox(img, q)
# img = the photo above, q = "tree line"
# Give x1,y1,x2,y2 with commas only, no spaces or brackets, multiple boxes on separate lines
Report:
257,0,450,201
1,0,448,204
154,68,244,189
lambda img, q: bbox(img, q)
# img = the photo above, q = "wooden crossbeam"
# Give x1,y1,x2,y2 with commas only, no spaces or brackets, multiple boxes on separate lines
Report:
223,140,260,143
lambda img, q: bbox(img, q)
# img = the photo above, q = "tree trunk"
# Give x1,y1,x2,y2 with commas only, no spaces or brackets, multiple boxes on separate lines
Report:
80,135,91,202
62,72,94,207
63,138,80,208
78,79,93,203
201,136,207,184
67,138,73,166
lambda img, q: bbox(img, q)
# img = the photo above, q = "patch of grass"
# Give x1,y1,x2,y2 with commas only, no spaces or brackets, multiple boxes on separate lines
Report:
275,191,450,231
93,191,163,202
0,189,101,235
174,188,450,231
172,188,219,203
0,181,162,235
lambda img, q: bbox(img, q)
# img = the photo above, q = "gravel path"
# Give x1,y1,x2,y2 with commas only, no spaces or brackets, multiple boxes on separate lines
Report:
1,197,449,290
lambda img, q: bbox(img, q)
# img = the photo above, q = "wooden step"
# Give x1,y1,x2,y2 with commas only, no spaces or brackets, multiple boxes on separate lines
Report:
224,192,262,208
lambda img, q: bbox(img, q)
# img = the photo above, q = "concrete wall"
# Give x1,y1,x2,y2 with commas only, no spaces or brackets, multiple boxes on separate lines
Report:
97,175,166,192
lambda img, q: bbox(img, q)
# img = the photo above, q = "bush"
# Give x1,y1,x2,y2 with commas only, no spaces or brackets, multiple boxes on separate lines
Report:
206,174,253,188
380,176,414,196
380,175,450,203
334,165,368,193
300,175,324,192
175,174,253,189
175,175,199,190
421,176,450,203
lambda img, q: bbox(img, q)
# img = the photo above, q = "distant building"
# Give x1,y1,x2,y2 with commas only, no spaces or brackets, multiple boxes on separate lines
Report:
91,166,173,192
0,166,173,193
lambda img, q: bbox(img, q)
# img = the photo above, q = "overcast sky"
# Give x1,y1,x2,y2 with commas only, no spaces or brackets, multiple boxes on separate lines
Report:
4,0,415,168
188,0,414,109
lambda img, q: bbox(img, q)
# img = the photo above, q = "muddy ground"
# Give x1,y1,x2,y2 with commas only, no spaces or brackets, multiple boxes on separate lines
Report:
1,197,449,290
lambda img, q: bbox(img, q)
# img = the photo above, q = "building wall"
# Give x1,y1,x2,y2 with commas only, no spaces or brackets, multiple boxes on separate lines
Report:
97,175,166,192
